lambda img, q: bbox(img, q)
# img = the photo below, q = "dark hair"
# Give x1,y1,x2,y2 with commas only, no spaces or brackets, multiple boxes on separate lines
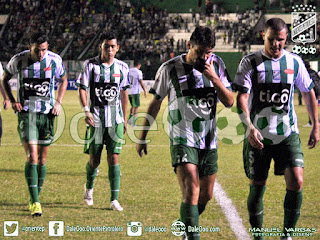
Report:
190,26,215,48
99,31,118,43
265,18,288,33
29,33,49,45
133,59,141,66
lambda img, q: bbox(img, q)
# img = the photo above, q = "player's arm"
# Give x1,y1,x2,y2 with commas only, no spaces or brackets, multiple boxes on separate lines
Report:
237,92,264,149
1,71,22,112
301,89,319,149
139,79,148,97
136,96,162,157
0,71,10,110
120,89,128,133
51,74,68,116
203,59,233,107
79,88,94,126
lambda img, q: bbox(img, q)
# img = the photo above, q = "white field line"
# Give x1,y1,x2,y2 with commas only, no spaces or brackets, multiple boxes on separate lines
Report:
213,180,251,240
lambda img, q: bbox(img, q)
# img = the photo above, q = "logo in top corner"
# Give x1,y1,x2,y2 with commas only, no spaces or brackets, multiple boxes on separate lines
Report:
291,5,317,43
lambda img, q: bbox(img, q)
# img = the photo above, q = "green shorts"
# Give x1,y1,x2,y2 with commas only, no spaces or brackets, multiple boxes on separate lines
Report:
18,112,55,146
84,123,124,155
243,132,304,181
129,94,140,108
170,144,218,177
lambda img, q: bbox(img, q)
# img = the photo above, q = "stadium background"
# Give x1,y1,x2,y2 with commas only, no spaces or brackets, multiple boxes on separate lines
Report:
0,0,320,239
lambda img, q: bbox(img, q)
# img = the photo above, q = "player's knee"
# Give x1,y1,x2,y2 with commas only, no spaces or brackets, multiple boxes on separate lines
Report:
287,177,303,191
200,191,213,204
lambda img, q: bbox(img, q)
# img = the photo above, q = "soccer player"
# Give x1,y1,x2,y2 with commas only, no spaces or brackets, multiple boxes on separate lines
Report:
1,33,68,216
233,18,319,240
136,26,233,239
127,59,147,126
77,31,130,211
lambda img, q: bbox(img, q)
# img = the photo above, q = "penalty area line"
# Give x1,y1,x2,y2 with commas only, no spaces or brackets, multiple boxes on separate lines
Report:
213,180,251,240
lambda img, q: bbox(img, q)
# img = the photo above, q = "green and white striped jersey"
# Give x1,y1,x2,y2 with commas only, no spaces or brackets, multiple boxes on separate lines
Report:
4,50,66,114
128,67,143,95
76,56,130,127
234,49,314,144
150,53,232,149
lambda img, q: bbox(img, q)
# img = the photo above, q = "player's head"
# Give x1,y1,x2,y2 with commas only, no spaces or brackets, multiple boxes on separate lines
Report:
187,26,215,64
99,31,120,62
28,33,49,62
262,18,288,59
133,59,142,68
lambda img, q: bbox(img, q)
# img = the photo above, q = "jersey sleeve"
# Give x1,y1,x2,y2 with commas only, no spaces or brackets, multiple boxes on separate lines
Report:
76,60,91,90
233,56,253,93
55,56,66,79
138,69,143,80
149,63,169,101
4,54,19,76
120,64,130,90
294,58,314,92
215,55,232,90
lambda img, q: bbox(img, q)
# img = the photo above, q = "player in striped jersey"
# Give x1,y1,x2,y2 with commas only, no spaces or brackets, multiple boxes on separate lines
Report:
127,59,147,126
1,33,68,216
234,18,319,240
136,26,233,239
77,31,130,211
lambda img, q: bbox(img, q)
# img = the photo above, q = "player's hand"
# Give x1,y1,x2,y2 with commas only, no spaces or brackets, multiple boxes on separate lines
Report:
51,101,62,116
308,127,319,149
3,99,10,110
84,111,94,126
12,102,22,112
248,127,264,150
203,59,219,83
136,143,147,157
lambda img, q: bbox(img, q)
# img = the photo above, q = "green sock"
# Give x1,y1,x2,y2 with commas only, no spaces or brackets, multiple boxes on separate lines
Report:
37,164,47,196
283,189,303,236
109,164,120,201
129,114,133,120
25,162,39,203
180,202,200,240
86,162,98,189
247,185,266,240
198,203,206,216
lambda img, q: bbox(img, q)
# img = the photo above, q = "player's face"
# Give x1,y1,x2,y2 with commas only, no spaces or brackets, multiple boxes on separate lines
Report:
187,42,214,65
29,42,49,62
100,39,119,62
263,27,287,59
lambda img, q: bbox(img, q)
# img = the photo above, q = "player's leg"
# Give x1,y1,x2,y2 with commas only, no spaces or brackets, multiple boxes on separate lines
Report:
37,145,49,196
106,123,123,211
107,153,123,211
275,133,304,238
83,125,104,206
244,139,271,240
197,148,218,215
176,163,200,240
23,142,42,216
198,174,215,215
283,167,303,238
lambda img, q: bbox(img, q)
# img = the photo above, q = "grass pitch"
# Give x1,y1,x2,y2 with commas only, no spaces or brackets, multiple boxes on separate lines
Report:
0,91,319,239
